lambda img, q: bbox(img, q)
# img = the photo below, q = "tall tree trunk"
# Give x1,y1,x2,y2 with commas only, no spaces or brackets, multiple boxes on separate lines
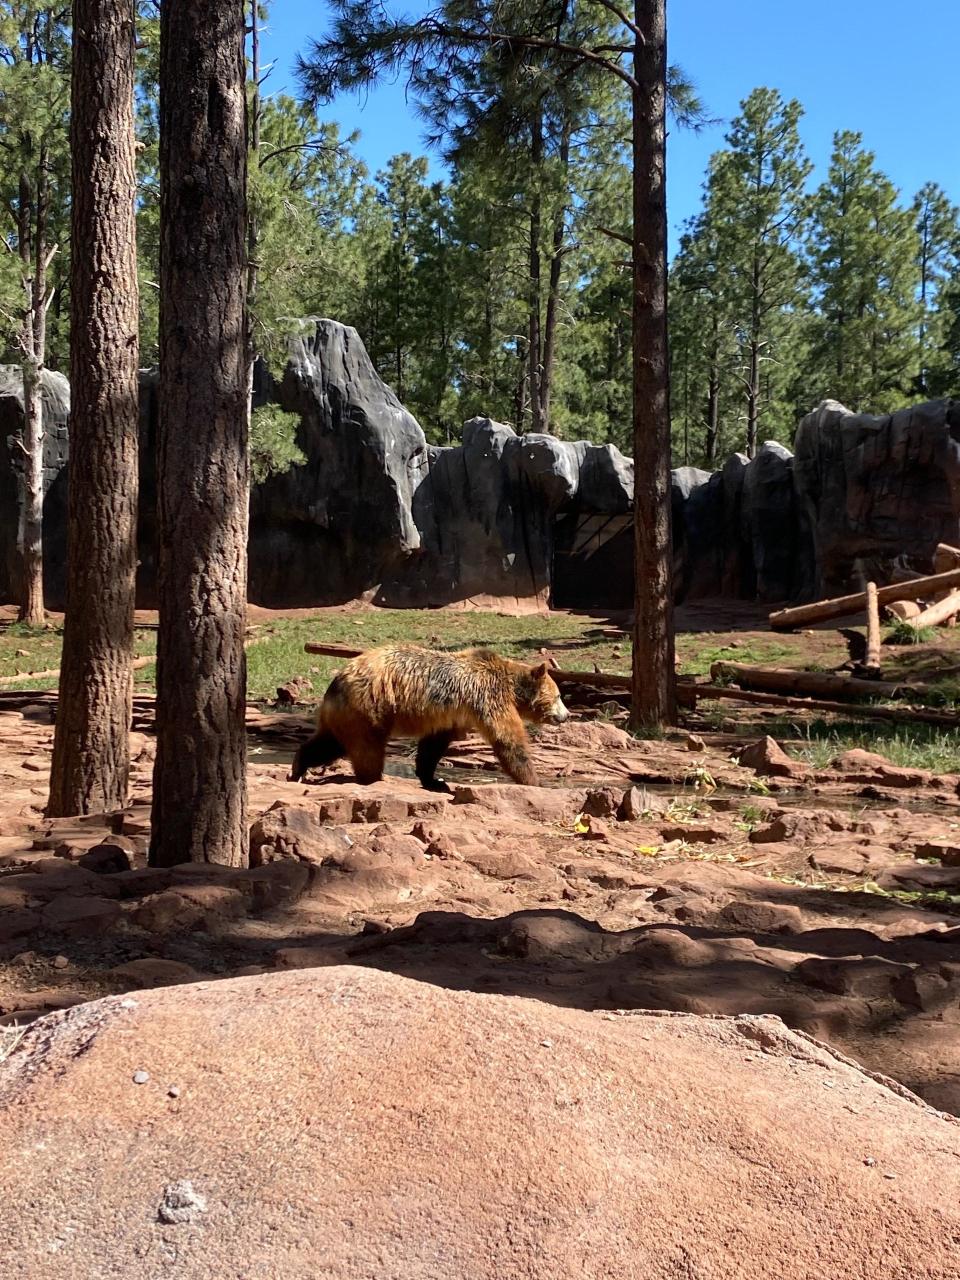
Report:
245,0,261,411
704,312,721,465
527,108,543,434
745,249,761,457
746,339,760,457
48,0,139,818
540,130,569,433
16,168,44,627
630,0,675,729
512,334,528,432
150,0,249,868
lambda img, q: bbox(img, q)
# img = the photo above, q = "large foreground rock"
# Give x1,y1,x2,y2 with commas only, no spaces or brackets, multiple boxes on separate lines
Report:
1,967,958,1279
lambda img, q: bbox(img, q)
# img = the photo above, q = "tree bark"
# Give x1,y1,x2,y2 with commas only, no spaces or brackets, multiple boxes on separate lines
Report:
150,0,249,868
540,127,570,432
704,323,721,466
630,0,675,729
245,0,261,412
16,165,45,628
527,108,544,434
18,344,44,626
48,0,139,818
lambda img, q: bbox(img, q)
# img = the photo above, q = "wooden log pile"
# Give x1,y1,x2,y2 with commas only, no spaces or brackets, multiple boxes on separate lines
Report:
769,545,960,637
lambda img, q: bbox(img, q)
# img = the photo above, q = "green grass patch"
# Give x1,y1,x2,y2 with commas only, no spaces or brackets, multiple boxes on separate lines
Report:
0,624,158,693
886,620,936,646
757,715,960,773
676,638,798,677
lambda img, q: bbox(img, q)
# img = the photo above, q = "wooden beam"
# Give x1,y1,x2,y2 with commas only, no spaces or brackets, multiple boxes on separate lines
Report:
687,683,959,728
934,543,960,574
884,600,921,621
864,581,881,672
769,567,960,630
903,589,960,630
711,662,905,701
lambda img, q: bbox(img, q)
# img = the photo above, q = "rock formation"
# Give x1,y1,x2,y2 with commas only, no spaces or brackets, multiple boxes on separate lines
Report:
2,966,958,1278
0,323,957,610
795,397,960,593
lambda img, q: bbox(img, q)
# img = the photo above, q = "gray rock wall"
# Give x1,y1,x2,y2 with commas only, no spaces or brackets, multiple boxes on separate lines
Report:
1,321,956,612
794,397,960,594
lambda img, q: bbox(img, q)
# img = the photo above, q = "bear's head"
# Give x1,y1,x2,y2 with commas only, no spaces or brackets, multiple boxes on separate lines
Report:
516,662,569,725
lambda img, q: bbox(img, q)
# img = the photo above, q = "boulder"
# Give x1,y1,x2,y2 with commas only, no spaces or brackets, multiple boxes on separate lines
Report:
2,968,960,1278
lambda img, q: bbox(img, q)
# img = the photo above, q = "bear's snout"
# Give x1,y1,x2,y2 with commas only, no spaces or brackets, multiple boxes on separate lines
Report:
548,699,569,724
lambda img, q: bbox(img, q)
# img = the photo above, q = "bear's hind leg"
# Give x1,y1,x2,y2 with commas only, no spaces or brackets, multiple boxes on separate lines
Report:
415,731,456,791
289,730,344,782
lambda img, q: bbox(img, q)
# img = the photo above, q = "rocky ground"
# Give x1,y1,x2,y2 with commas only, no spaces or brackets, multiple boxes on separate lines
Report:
4,966,959,1279
2,693,960,1120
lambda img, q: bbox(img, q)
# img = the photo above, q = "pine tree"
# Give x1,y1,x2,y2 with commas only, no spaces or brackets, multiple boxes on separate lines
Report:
149,0,249,868
806,131,920,411
0,5,70,624
372,152,430,406
48,0,139,817
669,207,739,466
931,273,960,397
912,181,960,395
707,88,810,456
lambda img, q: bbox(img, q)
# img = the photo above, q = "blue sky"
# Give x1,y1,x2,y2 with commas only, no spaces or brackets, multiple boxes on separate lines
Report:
262,0,959,254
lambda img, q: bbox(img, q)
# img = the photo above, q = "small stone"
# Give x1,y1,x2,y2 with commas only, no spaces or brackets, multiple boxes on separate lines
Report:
52,954,70,970
133,1070,150,1085
580,788,621,819
618,786,669,821
686,734,706,752
540,1038,553,1048
11,951,36,966
168,1085,181,1099
883,1172,897,1180
737,736,807,779
863,1156,876,1167
157,1179,206,1225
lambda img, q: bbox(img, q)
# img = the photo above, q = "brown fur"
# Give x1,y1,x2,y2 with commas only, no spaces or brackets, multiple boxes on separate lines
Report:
288,644,569,789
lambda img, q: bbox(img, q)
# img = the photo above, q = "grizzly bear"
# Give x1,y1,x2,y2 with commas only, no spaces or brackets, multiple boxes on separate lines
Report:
288,644,569,790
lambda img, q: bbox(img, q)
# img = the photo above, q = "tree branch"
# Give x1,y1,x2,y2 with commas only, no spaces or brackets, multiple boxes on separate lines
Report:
596,224,632,247
587,0,645,43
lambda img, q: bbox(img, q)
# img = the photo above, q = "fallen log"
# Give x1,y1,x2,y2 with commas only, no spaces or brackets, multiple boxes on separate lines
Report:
934,543,960,574
902,588,960,631
684,683,960,729
884,600,922,622
865,582,881,672
0,654,153,689
302,641,633,691
711,662,906,701
769,567,960,630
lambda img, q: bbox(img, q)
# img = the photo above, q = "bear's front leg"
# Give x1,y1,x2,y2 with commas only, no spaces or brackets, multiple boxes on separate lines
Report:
487,714,540,786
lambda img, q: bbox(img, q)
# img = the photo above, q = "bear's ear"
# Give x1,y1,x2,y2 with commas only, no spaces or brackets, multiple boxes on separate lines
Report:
532,662,549,680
